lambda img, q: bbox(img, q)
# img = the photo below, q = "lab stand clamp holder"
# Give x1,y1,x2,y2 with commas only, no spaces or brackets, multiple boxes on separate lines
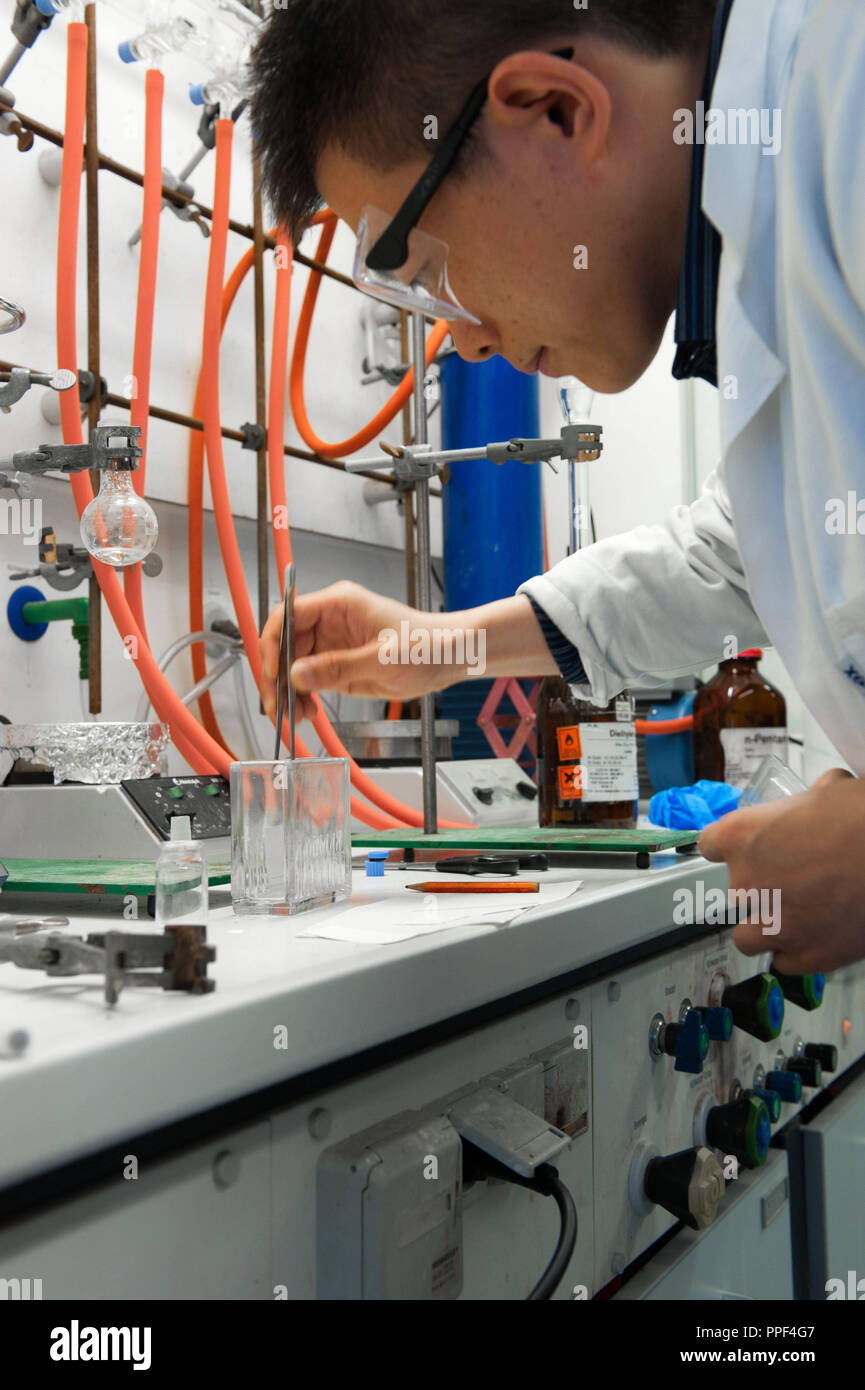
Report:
344,414,603,836
1,421,143,478
127,100,244,247
0,364,77,415
0,1,53,104
0,916,216,1007
7,526,97,592
343,421,604,484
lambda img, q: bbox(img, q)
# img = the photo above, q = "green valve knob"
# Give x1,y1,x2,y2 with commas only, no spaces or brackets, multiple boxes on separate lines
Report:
749,1087,782,1124
721,973,784,1041
168,787,185,800
204,784,220,796
772,970,825,1011
706,1095,771,1169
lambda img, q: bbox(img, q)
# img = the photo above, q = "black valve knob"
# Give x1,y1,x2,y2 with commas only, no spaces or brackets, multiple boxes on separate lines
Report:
786,1056,823,1089
705,1095,771,1169
803,1043,837,1073
772,969,825,1011
721,973,784,1041
644,1146,725,1230
516,781,538,800
472,786,494,806
662,1011,709,1074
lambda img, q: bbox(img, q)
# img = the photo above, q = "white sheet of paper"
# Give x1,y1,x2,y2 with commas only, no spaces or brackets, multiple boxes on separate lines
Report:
297,881,583,944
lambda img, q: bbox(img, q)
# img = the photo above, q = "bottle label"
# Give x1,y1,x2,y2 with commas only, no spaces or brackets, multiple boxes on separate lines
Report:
556,722,638,803
556,725,582,760
719,728,789,789
558,764,584,800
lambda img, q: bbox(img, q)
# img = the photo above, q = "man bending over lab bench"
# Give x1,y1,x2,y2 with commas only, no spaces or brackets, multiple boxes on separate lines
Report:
251,0,865,975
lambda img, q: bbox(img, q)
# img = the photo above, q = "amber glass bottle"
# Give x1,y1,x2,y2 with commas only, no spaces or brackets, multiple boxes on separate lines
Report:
692,649,787,788
536,676,638,828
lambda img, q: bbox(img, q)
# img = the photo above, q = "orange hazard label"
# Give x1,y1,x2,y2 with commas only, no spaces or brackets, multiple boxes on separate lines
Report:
558,764,584,800
556,725,582,760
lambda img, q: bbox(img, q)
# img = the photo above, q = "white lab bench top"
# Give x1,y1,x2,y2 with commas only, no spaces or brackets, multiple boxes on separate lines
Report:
0,851,726,1191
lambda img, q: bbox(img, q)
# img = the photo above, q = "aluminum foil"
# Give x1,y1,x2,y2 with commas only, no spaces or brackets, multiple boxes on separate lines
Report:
1,722,170,785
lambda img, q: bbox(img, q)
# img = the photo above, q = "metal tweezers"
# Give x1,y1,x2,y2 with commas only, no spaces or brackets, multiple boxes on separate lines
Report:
273,562,296,762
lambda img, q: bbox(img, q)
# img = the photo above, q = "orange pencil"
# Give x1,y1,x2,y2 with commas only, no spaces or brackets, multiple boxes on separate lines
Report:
406,881,539,894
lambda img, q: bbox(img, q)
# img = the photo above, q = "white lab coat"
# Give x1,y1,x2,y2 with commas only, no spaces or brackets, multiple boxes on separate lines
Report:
520,0,865,776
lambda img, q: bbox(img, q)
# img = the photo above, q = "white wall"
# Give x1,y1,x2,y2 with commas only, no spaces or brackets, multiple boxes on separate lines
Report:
539,319,688,560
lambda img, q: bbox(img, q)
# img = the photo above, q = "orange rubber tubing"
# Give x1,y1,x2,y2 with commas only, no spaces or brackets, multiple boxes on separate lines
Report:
264,223,469,827
57,32,455,825
187,207,340,756
202,128,415,828
188,243,255,755
635,717,694,736
124,65,163,643
186,224,401,822
289,217,449,459
59,25,228,776
188,209,336,750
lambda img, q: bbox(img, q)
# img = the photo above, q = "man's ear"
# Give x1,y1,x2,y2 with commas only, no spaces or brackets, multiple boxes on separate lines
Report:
486,50,611,162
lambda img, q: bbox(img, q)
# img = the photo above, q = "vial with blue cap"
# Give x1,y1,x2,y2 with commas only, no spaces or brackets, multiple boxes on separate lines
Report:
365,851,389,878
36,0,83,17
118,17,197,67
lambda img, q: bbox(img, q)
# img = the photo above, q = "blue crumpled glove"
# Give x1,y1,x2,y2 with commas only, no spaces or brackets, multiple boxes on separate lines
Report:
648,780,743,831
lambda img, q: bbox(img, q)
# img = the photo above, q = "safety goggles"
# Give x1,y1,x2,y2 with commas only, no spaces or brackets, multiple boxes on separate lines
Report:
353,206,480,322
352,46,575,322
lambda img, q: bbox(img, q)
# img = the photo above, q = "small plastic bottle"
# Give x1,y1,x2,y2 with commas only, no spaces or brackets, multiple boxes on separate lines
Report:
692,649,787,789
536,677,638,828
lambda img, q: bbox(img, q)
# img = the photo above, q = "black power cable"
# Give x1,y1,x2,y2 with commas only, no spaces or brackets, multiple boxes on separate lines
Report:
462,1146,578,1300
525,1165,578,1300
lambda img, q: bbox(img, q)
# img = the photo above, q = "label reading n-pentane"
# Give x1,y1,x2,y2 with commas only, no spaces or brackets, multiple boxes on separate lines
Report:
557,722,638,803
719,727,788,789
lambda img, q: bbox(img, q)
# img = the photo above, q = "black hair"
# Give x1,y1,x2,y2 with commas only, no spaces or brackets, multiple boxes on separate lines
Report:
250,0,718,239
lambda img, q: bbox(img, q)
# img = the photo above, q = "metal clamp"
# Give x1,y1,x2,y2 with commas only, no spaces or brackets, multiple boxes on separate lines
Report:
12,0,54,51
343,423,603,480
0,109,33,151
5,421,143,477
8,528,94,590
240,421,266,452
0,919,216,1006
0,365,76,412
0,296,25,335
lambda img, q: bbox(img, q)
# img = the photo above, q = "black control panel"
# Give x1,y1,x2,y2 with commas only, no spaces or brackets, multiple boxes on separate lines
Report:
120,775,232,841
